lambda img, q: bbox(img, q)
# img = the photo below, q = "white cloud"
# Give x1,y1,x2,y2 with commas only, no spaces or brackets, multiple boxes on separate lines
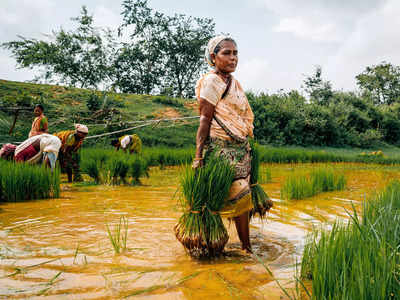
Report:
257,0,385,43
0,0,56,38
274,17,340,42
1,0,399,93
325,0,400,90
93,5,121,30
0,50,35,82
235,57,302,93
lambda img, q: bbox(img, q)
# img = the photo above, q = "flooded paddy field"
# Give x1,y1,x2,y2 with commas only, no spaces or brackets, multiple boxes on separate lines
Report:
1,163,399,299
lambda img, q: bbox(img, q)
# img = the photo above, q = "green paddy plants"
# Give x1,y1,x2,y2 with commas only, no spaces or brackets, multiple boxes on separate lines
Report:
257,146,400,165
174,153,235,257
0,160,60,202
142,147,194,167
107,158,130,185
300,181,400,299
249,140,273,218
106,216,128,254
281,168,346,200
130,158,149,185
80,149,149,185
259,166,272,184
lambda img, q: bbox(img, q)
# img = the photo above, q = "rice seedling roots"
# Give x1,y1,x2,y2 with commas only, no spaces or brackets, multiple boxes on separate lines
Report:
174,212,229,258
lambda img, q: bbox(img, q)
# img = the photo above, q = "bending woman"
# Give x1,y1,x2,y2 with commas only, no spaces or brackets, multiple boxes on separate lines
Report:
111,134,142,154
194,35,255,253
14,133,61,170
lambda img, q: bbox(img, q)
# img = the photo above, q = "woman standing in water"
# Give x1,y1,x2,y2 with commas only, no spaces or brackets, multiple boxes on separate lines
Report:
193,35,255,253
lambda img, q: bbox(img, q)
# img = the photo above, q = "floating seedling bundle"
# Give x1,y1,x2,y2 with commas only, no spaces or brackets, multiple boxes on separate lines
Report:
249,140,273,219
175,154,235,257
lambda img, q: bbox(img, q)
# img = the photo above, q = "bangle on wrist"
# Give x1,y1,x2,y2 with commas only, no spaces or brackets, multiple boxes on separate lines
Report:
194,157,203,161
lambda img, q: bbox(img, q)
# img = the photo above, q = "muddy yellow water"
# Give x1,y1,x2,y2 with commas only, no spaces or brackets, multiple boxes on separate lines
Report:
1,163,400,299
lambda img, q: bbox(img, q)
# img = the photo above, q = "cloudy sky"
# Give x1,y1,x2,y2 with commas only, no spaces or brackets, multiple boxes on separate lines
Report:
1,0,399,93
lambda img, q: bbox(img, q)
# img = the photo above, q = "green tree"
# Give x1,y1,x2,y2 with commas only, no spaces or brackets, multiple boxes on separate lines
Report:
2,6,115,89
118,0,214,97
159,14,214,97
116,0,168,94
356,62,400,105
302,66,333,104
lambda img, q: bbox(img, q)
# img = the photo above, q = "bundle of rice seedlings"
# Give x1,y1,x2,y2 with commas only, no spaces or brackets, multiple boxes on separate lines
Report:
175,154,234,257
249,140,273,219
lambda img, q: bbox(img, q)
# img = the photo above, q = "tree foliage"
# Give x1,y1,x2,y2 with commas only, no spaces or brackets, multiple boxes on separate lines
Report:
2,6,115,89
117,0,214,96
356,62,400,105
159,14,214,97
248,88,400,148
3,1,214,97
302,66,333,104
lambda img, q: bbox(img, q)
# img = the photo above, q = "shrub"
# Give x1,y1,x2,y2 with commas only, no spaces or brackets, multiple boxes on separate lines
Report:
86,93,101,112
152,96,185,107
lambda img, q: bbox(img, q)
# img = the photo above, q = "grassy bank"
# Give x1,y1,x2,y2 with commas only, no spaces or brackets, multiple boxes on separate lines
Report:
0,160,60,202
0,79,198,148
300,181,400,299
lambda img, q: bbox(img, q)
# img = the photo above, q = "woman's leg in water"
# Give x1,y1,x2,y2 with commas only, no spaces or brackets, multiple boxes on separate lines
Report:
234,211,252,253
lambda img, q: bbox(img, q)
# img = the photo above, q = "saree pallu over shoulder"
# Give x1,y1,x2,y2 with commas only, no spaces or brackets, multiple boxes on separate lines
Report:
203,137,253,218
195,72,254,142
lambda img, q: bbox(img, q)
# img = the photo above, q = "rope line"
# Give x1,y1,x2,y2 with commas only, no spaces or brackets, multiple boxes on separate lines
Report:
86,115,199,127
86,123,152,139
0,115,200,144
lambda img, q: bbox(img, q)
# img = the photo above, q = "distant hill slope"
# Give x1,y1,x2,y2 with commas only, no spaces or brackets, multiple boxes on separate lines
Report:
0,79,198,147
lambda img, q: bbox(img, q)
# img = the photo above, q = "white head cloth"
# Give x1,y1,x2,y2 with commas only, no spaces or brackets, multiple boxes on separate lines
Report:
205,35,231,67
75,123,88,134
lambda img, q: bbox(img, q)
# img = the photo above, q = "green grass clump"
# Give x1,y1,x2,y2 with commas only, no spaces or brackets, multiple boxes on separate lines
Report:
106,216,128,254
249,140,273,218
0,160,60,202
152,95,185,107
281,168,346,200
301,181,400,299
174,153,235,257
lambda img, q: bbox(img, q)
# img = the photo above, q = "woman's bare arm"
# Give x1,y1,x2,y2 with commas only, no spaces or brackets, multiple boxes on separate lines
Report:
193,98,215,168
